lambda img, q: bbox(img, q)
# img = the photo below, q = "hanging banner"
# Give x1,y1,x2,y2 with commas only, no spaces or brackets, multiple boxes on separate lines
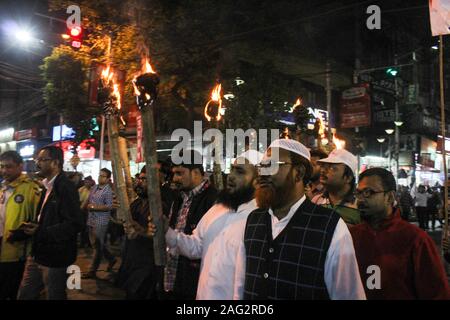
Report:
136,114,144,163
429,0,450,36
339,83,371,128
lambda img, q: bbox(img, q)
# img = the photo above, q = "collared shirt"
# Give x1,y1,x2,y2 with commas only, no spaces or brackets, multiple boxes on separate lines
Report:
164,179,209,293
38,174,58,222
166,199,257,300
233,195,366,300
312,191,361,225
0,182,14,238
87,184,113,227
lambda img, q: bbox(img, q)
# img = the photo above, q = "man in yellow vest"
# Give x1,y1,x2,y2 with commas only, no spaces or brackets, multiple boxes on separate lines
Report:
0,151,41,300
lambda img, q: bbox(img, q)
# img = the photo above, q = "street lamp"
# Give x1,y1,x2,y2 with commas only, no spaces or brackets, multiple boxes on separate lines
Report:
394,121,404,127
385,128,394,135
377,137,386,157
377,137,386,143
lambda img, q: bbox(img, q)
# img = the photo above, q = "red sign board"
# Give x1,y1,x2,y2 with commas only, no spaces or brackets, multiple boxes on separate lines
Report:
136,114,144,163
15,128,37,141
339,83,371,128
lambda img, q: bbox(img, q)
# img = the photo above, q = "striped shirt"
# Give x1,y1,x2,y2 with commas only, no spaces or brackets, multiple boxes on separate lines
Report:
87,184,113,227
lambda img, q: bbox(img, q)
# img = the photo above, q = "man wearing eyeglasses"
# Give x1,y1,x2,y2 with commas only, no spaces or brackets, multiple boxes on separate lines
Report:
350,167,450,299
17,146,84,300
234,139,365,300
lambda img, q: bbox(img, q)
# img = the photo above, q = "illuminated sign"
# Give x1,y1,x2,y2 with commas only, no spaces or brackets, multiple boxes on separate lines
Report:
52,125,75,141
19,145,35,157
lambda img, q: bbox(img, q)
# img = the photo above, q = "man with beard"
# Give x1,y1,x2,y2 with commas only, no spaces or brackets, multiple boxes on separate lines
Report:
163,150,217,300
312,149,360,225
350,168,450,299
306,149,327,199
151,150,263,299
234,139,365,300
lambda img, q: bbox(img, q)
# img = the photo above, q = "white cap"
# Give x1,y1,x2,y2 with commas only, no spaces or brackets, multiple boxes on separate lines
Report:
235,149,264,166
267,139,311,161
318,149,358,176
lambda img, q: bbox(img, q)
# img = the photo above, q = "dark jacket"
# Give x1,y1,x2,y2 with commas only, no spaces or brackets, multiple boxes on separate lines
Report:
32,173,84,268
168,183,217,299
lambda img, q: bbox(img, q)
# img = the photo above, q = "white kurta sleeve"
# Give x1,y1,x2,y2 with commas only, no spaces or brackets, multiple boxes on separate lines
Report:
233,238,246,300
324,219,366,300
165,214,208,260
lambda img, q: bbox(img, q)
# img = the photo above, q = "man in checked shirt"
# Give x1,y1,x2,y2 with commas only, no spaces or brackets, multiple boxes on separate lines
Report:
83,168,116,279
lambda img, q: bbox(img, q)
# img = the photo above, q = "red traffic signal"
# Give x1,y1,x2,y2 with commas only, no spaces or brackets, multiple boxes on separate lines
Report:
68,26,82,49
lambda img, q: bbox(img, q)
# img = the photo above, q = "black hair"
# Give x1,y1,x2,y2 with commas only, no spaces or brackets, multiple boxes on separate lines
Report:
343,165,356,191
358,167,396,192
100,168,112,179
0,151,23,165
39,146,64,170
289,152,312,185
174,150,205,175
310,149,328,159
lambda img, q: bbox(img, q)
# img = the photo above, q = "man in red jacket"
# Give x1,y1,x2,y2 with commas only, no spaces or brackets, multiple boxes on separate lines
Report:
350,167,450,300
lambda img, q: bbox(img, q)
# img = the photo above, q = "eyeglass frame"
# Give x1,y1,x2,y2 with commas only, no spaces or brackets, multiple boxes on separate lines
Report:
354,188,389,199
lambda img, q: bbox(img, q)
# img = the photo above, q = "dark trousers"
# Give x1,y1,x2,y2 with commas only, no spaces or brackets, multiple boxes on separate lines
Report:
0,261,26,300
416,207,429,230
79,210,90,248
430,210,442,230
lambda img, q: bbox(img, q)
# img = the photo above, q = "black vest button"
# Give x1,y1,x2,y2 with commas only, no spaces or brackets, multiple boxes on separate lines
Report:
269,248,274,253
263,273,269,279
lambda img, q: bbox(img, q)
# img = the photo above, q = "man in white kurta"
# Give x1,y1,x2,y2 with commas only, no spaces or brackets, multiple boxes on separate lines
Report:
232,139,366,300
164,150,263,299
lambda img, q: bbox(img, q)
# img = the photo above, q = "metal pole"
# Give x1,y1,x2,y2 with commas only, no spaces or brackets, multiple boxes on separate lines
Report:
394,56,400,180
99,115,105,172
326,61,332,141
439,35,449,242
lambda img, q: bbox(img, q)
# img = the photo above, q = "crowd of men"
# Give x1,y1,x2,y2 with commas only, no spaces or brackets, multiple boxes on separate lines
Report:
0,140,449,300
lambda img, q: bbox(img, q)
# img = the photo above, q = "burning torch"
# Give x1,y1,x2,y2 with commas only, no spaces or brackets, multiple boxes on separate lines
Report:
132,58,166,266
97,65,131,223
204,83,224,190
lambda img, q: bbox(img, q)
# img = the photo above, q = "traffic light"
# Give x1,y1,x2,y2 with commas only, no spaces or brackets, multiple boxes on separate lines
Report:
386,67,398,77
68,26,82,49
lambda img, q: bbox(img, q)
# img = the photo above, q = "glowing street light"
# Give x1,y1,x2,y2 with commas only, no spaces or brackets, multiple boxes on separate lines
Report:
385,128,394,135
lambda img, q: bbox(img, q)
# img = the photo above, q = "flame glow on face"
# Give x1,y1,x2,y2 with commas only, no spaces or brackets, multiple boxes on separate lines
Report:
333,133,346,150
204,83,223,122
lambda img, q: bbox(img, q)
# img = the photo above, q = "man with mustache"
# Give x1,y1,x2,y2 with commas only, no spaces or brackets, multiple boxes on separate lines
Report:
312,149,360,225
350,168,450,299
234,139,365,300
305,149,327,199
163,150,217,300
155,150,263,299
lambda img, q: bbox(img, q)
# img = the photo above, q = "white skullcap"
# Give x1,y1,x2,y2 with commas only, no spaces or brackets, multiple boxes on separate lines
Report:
267,139,311,161
235,149,265,166
318,149,358,176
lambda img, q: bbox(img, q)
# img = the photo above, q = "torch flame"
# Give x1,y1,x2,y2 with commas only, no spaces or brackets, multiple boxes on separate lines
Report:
332,132,346,150
204,84,223,122
144,60,156,74
318,115,325,139
290,97,302,112
113,83,121,110
101,65,114,85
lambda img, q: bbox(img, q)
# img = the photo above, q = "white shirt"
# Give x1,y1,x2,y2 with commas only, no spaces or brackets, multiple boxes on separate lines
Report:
233,195,366,300
38,174,58,222
165,199,258,300
415,192,431,207
0,183,14,238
